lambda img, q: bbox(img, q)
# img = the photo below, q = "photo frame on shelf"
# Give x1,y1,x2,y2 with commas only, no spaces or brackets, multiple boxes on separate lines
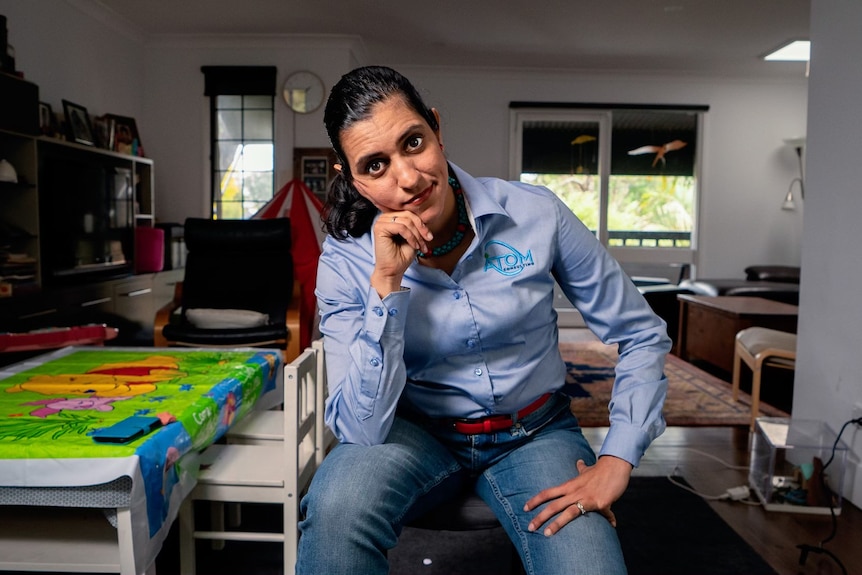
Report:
39,101,56,137
105,114,145,157
301,156,328,194
91,115,115,150
62,99,95,146
293,147,338,201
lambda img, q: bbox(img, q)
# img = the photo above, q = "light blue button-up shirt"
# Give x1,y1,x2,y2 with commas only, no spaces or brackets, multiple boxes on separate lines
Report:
316,163,671,466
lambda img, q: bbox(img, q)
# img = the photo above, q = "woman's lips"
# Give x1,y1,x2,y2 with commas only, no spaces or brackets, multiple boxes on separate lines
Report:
405,186,432,207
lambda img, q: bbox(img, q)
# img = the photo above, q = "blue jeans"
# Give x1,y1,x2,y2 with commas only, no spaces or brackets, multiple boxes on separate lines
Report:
296,393,626,574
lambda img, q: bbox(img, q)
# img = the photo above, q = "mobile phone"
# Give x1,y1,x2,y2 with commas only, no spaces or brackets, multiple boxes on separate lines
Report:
92,415,162,443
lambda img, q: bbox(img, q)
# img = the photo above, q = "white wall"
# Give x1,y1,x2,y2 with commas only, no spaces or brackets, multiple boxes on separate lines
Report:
0,0,144,128
794,0,862,507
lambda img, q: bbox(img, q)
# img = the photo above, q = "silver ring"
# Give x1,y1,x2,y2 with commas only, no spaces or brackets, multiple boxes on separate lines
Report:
575,501,587,516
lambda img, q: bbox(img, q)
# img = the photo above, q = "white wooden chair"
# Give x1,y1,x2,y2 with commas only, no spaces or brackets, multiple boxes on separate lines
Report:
178,346,320,575
226,338,336,464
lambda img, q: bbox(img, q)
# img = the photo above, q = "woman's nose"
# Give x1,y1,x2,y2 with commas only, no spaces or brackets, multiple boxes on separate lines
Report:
391,157,420,190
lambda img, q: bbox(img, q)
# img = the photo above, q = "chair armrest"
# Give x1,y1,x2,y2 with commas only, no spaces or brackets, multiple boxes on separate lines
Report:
154,281,183,348
284,281,302,362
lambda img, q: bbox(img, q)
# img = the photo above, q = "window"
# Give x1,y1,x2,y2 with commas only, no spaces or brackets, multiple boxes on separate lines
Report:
202,66,277,219
510,103,706,282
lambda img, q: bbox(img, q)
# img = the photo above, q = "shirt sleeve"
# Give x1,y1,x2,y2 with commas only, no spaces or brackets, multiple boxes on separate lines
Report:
551,196,672,467
316,245,411,446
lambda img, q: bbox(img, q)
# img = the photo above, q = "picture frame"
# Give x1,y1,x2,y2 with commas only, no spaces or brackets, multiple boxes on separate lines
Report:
302,157,328,175
38,101,56,136
302,156,329,196
105,113,145,157
91,115,115,150
62,99,95,146
293,147,338,201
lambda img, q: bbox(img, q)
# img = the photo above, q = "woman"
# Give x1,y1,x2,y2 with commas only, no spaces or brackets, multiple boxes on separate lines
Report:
297,66,671,575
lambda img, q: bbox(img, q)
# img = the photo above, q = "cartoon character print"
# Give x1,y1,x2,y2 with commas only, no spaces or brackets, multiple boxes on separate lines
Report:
6,355,185,416
22,396,130,418
162,446,181,498
221,392,238,428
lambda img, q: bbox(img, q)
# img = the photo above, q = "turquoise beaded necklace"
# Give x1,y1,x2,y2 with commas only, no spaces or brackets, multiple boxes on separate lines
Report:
417,176,469,258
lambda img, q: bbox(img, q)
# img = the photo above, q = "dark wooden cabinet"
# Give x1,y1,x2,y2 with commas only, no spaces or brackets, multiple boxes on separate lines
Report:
0,269,184,345
0,128,154,298
1,127,173,345
676,294,798,377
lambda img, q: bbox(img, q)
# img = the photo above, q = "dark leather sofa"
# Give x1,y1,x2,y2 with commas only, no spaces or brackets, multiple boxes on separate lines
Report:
679,265,800,306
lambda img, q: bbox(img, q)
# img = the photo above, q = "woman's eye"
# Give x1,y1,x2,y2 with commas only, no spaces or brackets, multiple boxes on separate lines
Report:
406,135,424,151
365,160,384,175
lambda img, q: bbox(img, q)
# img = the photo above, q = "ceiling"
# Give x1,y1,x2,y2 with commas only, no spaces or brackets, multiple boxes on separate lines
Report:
92,0,811,79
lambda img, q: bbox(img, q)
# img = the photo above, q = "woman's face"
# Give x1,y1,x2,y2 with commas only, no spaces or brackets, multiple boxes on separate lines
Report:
338,96,450,230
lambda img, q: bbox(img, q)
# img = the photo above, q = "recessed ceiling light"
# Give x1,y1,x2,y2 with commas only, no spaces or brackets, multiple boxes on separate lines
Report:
764,40,810,62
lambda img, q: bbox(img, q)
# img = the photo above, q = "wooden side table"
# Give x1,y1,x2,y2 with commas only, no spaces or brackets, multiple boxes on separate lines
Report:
676,295,798,376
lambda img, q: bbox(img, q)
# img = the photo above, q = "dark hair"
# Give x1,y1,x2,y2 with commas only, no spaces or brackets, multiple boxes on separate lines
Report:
322,66,438,239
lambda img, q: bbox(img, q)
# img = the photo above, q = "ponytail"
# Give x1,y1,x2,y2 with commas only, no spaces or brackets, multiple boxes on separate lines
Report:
322,171,377,239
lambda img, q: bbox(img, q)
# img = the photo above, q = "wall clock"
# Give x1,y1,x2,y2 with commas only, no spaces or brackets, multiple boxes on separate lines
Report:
283,70,325,114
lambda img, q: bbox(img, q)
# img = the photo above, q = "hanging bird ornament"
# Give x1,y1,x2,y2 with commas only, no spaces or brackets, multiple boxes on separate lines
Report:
627,139,687,167
570,134,597,174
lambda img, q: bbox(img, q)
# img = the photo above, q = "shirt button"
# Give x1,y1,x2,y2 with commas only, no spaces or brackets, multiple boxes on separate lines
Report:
388,308,398,317
372,306,384,317
467,339,476,348
369,358,380,367
453,292,461,300
474,368,483,376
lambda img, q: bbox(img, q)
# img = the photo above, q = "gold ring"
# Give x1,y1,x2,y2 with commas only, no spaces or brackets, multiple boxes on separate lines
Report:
575,501,587,516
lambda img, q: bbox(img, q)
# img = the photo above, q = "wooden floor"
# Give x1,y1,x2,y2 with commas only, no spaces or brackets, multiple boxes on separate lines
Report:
559,327,859,573
582,426,862,575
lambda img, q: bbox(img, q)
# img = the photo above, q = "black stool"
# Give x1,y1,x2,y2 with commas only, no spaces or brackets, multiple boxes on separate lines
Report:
406,488,524,575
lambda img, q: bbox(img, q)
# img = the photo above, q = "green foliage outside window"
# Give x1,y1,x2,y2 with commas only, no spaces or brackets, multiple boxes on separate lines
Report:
522,172,693,248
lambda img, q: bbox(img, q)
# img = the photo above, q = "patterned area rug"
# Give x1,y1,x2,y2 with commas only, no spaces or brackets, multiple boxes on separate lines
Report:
562,341,789,427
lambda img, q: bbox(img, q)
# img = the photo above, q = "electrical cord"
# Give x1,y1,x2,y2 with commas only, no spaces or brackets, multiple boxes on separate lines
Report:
665,448,758,504
666,474,760,504
678,447,750,471
795,416,862,575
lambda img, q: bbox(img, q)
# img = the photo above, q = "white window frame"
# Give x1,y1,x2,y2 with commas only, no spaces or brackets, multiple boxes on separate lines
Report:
508,106,702,280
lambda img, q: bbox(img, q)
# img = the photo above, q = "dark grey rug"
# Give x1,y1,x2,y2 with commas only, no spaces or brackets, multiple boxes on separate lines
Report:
149,476,775,575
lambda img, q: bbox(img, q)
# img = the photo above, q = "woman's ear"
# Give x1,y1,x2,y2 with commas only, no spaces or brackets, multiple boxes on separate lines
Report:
431,108,443,147
333,163,342,174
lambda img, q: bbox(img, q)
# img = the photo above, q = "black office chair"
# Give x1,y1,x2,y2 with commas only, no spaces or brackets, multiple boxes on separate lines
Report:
154,217,301,362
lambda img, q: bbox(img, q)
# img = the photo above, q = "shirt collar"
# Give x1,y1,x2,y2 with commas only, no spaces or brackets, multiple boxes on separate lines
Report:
448,162,510,221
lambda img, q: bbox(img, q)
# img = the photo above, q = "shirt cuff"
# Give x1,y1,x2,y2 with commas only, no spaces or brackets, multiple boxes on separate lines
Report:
598,422,654,468
364,285,410,339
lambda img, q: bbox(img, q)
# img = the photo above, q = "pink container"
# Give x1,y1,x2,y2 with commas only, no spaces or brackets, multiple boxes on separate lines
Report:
135,227,165,273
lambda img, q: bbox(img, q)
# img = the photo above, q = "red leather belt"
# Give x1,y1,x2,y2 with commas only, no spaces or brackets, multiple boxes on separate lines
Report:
452,393,552,434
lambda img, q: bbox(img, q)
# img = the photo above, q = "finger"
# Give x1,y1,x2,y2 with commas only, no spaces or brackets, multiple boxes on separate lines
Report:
523,483,567,513
541,506,581,537
383,214,433,252
601,508,617,528
526,493,577,533
524,461,587,512
388,212,433,240
377,221,427,254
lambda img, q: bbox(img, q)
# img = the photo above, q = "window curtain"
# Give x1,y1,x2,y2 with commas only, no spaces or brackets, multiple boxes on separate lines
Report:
201,66,277,96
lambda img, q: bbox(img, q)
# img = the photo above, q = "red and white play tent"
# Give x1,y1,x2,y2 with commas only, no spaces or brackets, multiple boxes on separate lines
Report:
252,179,325,350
